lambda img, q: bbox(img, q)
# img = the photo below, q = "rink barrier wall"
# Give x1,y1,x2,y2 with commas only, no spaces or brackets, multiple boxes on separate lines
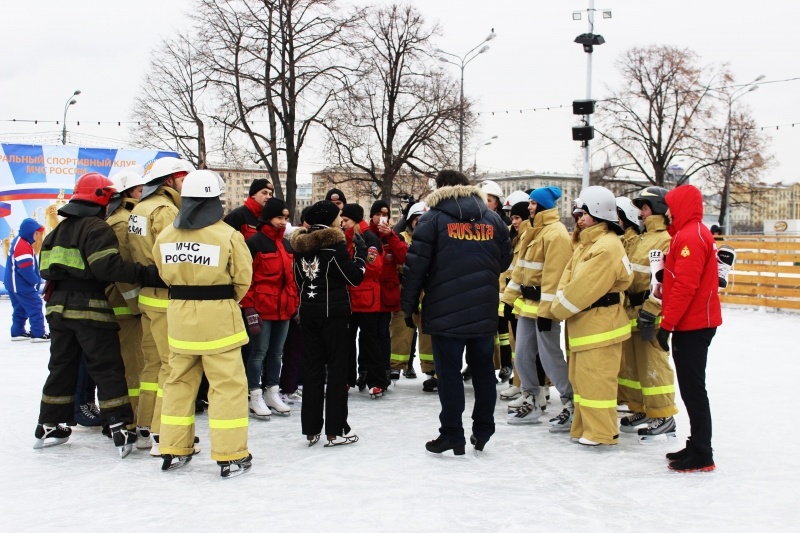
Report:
717,236,800,310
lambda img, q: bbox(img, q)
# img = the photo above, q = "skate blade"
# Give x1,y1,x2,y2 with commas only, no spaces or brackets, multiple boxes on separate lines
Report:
268,408,291,417
370,394,383,399
638,433,677,446
33,437,69,449
668,463,715,473
162,455,192,471
307,434,320,447
221,463,252,479
324,435,359,447
118,444,134,459
249,411,271,421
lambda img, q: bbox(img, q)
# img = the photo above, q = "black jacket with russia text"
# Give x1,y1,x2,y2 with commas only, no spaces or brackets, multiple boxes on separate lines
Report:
290,225,367,318
401,185,512,338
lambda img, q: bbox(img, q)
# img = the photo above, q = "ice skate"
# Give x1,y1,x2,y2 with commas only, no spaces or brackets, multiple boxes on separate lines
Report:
307,434,320,447
149,434,161,456
425,436,465,456
638,416,677,445
248,388,272,421
136,426,152,449
219,454,252,478
265,386,291,416
30,333,51,343
668,449,715,473
548,402,574,433
389,369,401,384
403,367,417,379
280,390,303,407
620,412,652,433
11,332,31,341
70,403,103,427
507,402,542,425
355,371,367,392
578,437,601,447
33,423,71,449
498,366,512,383
110,423,137,458
499,385,521,401
507,391,534,411
470,434,487,456
325,429,359,447
422,376,438,392
161,454,192,471
369,387,384,399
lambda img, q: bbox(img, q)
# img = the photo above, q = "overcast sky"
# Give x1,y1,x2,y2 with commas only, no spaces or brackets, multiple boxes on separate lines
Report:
2,0,798,184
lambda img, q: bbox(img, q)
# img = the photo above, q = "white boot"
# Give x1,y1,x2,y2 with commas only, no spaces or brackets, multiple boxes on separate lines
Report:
249,388,271,420
500,385,521,400
507,391,533,410
265,386,291,416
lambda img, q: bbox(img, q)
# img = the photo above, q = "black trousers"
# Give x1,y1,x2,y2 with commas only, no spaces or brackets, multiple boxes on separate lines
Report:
301,314,350,437
349,312,387,389
672,328,717,457
39,315,133,426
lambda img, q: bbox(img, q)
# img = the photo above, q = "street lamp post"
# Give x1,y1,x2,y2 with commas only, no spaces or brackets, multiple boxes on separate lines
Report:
473,135,498,175
437,30,496,173
723,75,764,235
61,89,81,145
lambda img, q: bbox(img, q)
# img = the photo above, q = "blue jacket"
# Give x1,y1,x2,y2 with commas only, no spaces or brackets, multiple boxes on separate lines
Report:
402,185,512,338
4,218,44,294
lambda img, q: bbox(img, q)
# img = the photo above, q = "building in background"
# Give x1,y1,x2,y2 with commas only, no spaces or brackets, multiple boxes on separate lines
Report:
211,167,286,214
729,180,800,232
295,181,313,222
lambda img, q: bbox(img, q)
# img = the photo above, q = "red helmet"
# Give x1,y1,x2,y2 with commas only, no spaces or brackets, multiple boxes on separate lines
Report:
71,172,116,206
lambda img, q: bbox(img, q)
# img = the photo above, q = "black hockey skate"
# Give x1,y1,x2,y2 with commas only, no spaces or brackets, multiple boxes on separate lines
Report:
389,369,401,383
161,454,192,471
219,454,253,479
422,376,438,392
33,423,71,449
110,423,137,458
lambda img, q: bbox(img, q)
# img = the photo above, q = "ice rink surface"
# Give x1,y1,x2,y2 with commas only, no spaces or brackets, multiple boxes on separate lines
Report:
1,298,796,532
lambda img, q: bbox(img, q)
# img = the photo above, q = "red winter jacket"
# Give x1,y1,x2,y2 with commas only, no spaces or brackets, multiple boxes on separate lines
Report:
367,221,408,312
345,220,383,312
660,185,722,332
223,197,262,240
240,222,299,321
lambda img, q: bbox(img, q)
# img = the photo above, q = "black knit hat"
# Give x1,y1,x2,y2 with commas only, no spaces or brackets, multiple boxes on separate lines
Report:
510,201,529,219
325,188,347,205
249,178,271,197
305,200,341,227
370,200,390,218
341,203,364,223
260,197,288,223
300,205,312,224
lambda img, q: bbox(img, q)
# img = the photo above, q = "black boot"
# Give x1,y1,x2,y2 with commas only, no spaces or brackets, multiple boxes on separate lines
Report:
666,437,692,461
470,434,487,452
668,447,715,473
425,436,465,456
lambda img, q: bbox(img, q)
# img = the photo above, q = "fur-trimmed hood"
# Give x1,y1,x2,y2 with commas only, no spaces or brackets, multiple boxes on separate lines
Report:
290,225,346,254
425,185,488,222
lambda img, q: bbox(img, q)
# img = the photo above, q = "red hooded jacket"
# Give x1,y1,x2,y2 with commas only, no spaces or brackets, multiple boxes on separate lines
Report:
661,185,722,332
240,222,299,321
345,220,383,312
367,221,407,312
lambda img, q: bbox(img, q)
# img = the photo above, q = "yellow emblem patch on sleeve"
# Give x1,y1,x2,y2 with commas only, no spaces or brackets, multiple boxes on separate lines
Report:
680,245,690,257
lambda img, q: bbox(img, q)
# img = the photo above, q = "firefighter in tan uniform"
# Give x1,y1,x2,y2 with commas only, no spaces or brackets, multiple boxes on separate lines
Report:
106,168,149,420
551,186,633,446
127,156,195,452
154,170,253,478
615,197,642,409
618,187,678,443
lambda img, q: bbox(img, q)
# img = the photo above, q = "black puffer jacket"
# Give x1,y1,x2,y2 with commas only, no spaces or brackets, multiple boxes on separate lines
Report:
290,225,367,318
401,185,512,338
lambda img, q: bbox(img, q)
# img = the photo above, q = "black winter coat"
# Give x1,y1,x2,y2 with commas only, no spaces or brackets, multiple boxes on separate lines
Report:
401,185,512,338
290,225,367,318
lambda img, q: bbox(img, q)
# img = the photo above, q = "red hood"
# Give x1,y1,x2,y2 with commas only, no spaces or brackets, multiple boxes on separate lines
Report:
665,185,704,236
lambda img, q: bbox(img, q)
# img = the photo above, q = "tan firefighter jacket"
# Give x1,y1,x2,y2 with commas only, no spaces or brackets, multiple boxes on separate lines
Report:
153,220,252,356
502,209,571,320
625,214,671,325
551,222,634,352
106,197,141,318
128,187,180,313
621,226,639,257
497,219,530,316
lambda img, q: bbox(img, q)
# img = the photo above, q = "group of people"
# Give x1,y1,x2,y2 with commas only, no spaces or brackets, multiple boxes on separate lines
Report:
14,159,722,478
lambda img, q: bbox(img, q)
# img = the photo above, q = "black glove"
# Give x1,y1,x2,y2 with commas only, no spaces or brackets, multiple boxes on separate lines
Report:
536,317,552,332
404,316,416,329
353,233,367,254
503,303,514,321
138,264,162,287
656,328,671,352
637,309,658,342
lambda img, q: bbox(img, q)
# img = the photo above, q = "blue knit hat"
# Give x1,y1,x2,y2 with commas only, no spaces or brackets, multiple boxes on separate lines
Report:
529,186,562,210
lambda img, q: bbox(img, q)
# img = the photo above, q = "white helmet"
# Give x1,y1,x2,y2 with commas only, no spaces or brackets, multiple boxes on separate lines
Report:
577,186,623,234
180,170,225,198
478,180,504,205
615,196,641,229
407,201,428,220
502,190,529,210
110,166,147,193
141,157,196,199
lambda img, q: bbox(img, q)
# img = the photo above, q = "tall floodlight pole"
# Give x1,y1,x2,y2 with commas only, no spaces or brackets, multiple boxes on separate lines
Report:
722,75,764,235
473,135,498,175
572,3,611,191
61,89,81,145
437,30,496,173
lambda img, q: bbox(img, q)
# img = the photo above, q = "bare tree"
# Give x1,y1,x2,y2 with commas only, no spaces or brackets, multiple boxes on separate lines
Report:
320,3,463,201
131,33,211,168
191,0,355,216
595,45,726,187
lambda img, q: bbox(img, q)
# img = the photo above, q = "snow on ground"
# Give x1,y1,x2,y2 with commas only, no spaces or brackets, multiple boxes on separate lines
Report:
1,297,797,532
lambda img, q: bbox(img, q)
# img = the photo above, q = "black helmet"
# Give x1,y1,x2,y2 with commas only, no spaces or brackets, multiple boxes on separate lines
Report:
632,186,669,215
